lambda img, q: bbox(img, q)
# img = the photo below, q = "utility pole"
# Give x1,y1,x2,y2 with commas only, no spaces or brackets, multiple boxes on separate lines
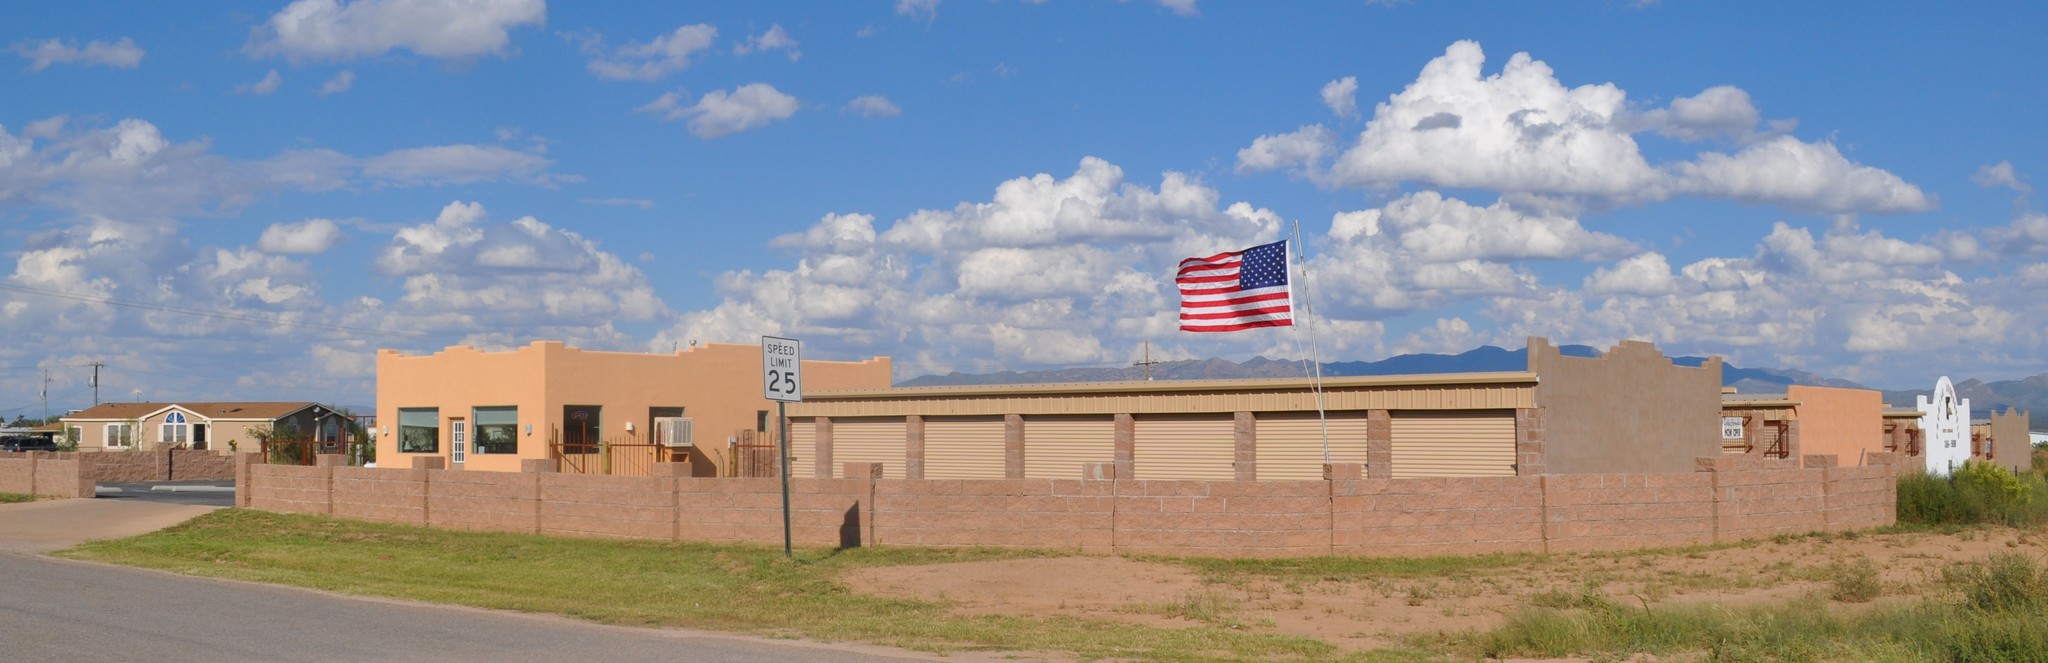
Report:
87,361,102,405
1132,341,1163,381
41,369,50,420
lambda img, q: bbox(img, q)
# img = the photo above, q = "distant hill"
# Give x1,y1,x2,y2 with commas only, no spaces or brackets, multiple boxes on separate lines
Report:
1881,374,2048,428
899,344,1857,392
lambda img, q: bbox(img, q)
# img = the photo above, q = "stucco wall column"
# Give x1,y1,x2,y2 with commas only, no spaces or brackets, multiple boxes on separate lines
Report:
813,417,833,479
905,414,925,480
1113,413,1134,478
1004,414,1024,479
1234,411,1256,481
1366,409,1391,479
1516,407,1547,476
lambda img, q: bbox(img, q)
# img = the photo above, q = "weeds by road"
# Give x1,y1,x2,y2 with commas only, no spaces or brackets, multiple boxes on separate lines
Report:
0,492,34,504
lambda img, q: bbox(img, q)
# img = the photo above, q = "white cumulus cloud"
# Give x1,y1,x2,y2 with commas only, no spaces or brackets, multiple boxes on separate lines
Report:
248,0,545,61
1321,76,1358,118
318,70,355,96
11,37,144,72
583,24,716,81
843,95,901,117
237,69,284,95
259,219,346,254
734,24,799,61
639,83,799,139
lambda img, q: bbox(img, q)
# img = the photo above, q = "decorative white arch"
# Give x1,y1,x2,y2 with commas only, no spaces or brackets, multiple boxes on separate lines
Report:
1916,376,1971,476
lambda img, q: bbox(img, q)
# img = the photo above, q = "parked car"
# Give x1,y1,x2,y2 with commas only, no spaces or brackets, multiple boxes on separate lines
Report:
0,437,58,452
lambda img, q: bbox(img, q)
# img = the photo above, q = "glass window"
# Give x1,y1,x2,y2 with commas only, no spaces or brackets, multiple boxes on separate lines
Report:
473,406,518,454
161,411,189,446
398,408,439,453
106,423,135,449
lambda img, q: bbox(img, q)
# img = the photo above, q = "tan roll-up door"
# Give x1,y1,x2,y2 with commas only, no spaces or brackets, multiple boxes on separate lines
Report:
1256,411,1370,480
1022,415,1114,479
789,419,817,476
924,415,1007,479
1133,413,1235,481
1390,411,1516,478
832,417,908,478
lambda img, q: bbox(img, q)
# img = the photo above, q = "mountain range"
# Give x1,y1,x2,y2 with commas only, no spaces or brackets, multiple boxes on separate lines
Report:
897,345,2044,430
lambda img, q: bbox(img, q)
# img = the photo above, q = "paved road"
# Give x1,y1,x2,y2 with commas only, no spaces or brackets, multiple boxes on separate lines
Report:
95,480,237,507
0,500,1032,662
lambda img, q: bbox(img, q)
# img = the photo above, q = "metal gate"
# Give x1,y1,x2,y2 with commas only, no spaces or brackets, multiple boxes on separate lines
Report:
923,416,1006,479
831,417,907,478
1021,415,1114,479
1255,411,1370,480
1132,413,1235,480
1389,411,1516,478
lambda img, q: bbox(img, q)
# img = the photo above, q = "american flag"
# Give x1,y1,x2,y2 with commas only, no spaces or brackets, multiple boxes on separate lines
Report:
1177,239,1293,332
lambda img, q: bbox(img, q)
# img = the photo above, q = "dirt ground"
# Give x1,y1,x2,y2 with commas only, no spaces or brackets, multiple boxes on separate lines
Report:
841,528,2048,653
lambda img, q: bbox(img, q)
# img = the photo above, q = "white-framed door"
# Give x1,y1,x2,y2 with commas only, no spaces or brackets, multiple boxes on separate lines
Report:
450,419,467,468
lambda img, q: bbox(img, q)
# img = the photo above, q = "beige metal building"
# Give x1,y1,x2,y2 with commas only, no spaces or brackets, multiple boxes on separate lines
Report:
787,338,1724,480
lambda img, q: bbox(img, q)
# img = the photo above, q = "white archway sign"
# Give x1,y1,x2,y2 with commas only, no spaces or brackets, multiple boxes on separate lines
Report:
1916,376,1971,476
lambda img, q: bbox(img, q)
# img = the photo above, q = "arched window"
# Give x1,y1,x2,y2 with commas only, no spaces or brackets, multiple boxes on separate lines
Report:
161,411,190,447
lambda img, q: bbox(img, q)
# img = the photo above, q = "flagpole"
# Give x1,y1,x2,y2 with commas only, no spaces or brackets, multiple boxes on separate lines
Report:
1291,221,1332,465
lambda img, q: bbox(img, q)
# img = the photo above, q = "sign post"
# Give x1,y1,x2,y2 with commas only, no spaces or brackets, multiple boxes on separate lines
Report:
761,336,802,558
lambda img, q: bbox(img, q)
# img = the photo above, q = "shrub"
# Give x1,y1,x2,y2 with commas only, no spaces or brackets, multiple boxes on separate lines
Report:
1829,556,1883,603
1944,552,2048,613
1898,462,2048,527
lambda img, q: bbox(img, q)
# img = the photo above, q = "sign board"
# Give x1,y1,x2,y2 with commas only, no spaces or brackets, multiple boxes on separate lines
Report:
762,336,803,402
1721,416,1745,440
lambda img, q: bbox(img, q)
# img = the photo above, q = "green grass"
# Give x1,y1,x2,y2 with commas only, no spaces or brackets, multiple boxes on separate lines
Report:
0,492,34,504
1435,551,2048,663
1167,550,1540,583
60,510,1355,663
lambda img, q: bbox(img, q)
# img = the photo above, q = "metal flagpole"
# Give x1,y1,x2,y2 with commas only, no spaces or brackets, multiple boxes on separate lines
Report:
1291,221,1332,464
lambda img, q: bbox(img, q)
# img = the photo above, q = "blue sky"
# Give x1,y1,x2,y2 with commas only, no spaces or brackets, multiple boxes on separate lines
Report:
3,0,2045,415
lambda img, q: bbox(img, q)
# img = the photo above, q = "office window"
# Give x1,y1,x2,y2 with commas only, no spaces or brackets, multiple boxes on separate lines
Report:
398,408,439,453
473,406,518,454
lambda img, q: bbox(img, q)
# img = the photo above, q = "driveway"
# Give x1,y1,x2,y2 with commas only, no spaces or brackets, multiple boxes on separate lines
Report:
0,498,219,554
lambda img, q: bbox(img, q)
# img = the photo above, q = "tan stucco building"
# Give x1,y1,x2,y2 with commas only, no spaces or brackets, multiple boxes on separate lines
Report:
61,401,347,453
786,338,1724,480
375,341,892,475
1720,385,1886,464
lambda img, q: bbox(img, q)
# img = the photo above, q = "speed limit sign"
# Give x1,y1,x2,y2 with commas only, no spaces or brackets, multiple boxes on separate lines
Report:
762,336,802,402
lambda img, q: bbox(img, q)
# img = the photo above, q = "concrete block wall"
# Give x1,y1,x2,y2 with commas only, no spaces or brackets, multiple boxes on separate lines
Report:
81,448,236,482
1541,474,1714,553
240,453,1899,558
0,451,93,498
1333,476,1546,557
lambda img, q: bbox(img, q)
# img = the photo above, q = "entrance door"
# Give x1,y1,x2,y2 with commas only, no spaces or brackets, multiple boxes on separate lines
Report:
192,424,210,451
450,419,467,468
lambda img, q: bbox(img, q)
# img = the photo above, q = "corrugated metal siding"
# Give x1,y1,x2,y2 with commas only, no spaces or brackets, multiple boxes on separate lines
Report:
1390,411,1516,478
790,419,817,470
1256,411,1370,480
1133,414,1235,481
790,383,1535,417
923,415,1007,479
1022,415,1114,479
831,417,907,479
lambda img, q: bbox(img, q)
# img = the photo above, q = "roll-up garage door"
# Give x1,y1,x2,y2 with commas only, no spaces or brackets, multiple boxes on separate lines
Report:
1256,411,1370,480
924,416,1007,479
1022,415,1114,479
1133,413,1236,481
790,419,817,476
832,417,908,478
1389,411,1516,478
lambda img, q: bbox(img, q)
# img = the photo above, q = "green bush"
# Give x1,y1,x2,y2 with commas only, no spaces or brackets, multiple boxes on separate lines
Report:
1944,552,2048,613
1897,462,2048,527
1829,556,1883,603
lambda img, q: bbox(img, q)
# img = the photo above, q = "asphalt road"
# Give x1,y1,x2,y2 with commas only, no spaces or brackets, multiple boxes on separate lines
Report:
0,500,1034,662
0,553,1006,663
95,480,237,507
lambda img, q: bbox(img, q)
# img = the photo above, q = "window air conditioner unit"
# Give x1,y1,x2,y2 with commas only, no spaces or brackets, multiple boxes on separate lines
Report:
655,417,693,448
